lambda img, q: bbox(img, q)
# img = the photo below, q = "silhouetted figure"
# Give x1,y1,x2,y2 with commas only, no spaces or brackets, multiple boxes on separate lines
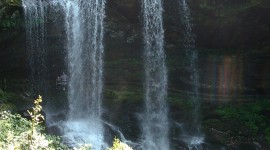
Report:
56,72,68,91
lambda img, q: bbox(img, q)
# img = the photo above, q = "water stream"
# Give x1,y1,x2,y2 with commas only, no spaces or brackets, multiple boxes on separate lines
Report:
179,0,204,149
25,0,107,148
22,0,47,94
60,0,106,148
141,0,170,149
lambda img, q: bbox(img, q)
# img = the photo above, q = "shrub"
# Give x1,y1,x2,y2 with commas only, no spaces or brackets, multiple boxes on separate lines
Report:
265,127,270,144
108,138,133,150
0,95,68,150
0,95,133,149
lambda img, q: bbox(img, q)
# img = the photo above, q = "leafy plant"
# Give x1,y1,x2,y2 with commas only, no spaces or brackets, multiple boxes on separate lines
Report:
0,88,8,102
0,18,22,30
108,138,133,150
216,105,264,135
0,95,134,149
265,127,270,144
0,96,68,150
215,100,269,137
3,0,22,6
27,95,45,146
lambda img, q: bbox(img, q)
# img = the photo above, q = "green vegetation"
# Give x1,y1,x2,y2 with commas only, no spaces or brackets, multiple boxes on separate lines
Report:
0,88,17,112
3,0,22,7
266,127,270,144
108,138,133,150
217,105,263,135
204,100,270,144
105,89,142,103
0,95,133,149
0,95,68,149
0,18,22,30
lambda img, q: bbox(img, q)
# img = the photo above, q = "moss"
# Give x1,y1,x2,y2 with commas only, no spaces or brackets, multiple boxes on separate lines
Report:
168,93,193,109
105,89,142,103
265,127,270,144
3,0,22,7
0,18,22,30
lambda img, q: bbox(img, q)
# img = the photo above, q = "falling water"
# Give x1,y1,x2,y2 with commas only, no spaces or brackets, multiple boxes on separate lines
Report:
179,0,204,149
48,0,106,148
22,0,47,94
141,0,169,149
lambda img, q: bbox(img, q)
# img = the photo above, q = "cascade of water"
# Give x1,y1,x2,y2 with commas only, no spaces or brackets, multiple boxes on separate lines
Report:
22,0,47,94
47,0,106,148
141,0,169,149
179,0,204,149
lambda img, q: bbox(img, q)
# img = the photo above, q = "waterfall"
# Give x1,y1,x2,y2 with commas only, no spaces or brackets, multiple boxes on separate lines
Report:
22,0,107,148
58,0,106,148
141,0,169,150
22,0,47,94
179,0,204,149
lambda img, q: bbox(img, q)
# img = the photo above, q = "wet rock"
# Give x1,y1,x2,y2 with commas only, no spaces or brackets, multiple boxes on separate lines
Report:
11,10,19,18
47,125,63,136
107,0,140,22
0,6,7,19
49,111,67,122
207,128,229,144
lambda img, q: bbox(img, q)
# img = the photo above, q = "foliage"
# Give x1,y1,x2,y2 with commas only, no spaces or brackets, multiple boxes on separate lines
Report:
0,95,134,149
214,100,270,141
0,102,16,112
216,102,265,135
0,88,17,112
108,138,133,150
27,95,45,146
0,18,19,29
0,96,68,150
3,0,21,6
73,144,92,150
265,127,270,144
0,88,8,102
105,88,142,103
0,88,21,104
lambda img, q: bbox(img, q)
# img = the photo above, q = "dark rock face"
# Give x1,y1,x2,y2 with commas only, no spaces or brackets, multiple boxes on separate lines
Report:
1,0,269,49
0,0,26,79
189,0,270,49
107,0,140,23
0,0,269,98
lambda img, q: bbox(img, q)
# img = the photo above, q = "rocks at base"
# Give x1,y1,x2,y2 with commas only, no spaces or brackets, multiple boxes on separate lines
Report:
206,127,265,150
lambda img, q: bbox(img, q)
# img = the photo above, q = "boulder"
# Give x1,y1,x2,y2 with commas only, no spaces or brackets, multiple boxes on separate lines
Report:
46,125,63,136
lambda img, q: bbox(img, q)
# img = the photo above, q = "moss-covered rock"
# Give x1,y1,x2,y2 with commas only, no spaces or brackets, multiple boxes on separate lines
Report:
2,0,22,7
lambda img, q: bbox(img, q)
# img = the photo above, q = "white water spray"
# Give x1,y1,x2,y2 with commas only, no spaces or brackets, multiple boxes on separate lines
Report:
179,0,204,149
49,0,106,148
142,0,169,149
22,0,47,93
